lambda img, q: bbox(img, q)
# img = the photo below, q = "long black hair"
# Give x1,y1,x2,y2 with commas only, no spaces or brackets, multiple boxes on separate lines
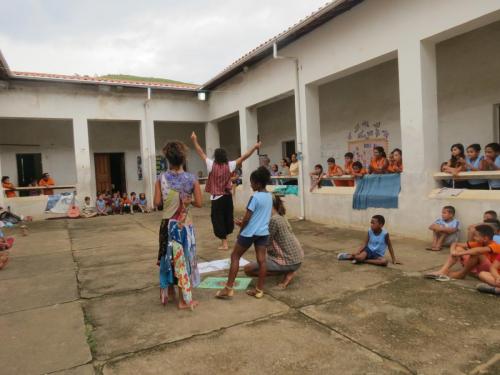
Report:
449,143,465,168
272,194,286,216
214,148,228,164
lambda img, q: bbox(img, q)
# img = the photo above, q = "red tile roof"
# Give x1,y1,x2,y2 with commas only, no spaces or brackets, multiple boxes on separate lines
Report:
11,71,200,91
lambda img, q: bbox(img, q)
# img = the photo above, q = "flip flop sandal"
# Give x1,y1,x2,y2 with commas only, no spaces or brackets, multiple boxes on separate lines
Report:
215,286,234,299
424,273,441,279
337,252,351,260
435,275,451,282
246,288,264,299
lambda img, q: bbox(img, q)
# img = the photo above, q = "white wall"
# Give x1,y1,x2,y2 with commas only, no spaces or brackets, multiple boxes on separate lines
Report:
218,116,241,160
154,122,207,175
319,59,401,163
257,95,296,165
437,20,500,162
0,119,76,186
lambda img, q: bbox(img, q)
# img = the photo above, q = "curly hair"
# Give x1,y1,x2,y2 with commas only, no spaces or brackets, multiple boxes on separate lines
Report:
250,166,271,188
162,141,187,167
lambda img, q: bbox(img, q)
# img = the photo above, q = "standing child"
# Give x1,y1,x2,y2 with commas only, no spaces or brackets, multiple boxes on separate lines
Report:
216,167,272,299
369,147,389,174
96,194,108,216
337,215,398,266
426,206,460,251
482,142,500,190
465,144,488,189
243,194,303,289
191,131,261,250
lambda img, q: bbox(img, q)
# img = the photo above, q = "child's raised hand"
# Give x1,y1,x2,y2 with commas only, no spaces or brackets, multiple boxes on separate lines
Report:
190,132,197,142
254,141,262,150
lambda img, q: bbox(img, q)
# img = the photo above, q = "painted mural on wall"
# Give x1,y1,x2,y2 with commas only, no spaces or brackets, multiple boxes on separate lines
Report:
348,121,390,168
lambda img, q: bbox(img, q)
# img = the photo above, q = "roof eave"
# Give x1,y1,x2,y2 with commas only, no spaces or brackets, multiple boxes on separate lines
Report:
0,50,12,79
200,0,363,91
10,74,200,92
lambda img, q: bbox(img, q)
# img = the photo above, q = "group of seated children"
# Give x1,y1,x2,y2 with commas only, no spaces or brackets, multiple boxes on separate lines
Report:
0,221,14,270
310,146,403,191
441,142,500,190
424,206,500,296
82,191,151,217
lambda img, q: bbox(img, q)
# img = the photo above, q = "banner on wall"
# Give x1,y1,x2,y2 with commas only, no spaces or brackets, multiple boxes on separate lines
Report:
348,138,388,168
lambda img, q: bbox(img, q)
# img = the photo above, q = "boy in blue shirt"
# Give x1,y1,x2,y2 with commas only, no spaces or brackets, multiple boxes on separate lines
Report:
216,166,272,299
426,206,459,251
337,215,398,266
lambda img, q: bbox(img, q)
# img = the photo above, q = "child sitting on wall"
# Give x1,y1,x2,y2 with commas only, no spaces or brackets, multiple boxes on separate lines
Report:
337,215,398,266
369,147,388,174
309,164,324,192
425,224,500,280
325,157,343,187
442,143,467,188
465,143,488,190
426,205,459,251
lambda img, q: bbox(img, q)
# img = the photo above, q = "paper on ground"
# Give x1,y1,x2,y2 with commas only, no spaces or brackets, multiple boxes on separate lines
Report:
197,277,252,290
198,258,250,274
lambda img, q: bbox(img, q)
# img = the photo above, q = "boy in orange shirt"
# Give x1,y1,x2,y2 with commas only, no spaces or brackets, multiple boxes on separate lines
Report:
121,192,133,214
425,225,500,280
1,176,16,198
338,153,355,187
326,157,344,187
351,161,367,184
39,173,56,195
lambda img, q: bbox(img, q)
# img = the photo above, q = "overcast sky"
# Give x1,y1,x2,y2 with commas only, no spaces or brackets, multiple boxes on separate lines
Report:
0,0,328,84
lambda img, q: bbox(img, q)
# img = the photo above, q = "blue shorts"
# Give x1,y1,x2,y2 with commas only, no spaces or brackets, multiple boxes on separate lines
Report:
237,235,269,249
363,247,385,260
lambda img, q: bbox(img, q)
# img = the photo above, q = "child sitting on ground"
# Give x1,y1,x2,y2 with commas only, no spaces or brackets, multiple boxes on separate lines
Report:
80,196,97,218
337,215,398,266
369,147,389,174
138,193,150,213
112,192,122,214
309,164,324,192
467,210,497,240
216,166,272,300
425,224,500,280
0,222,14,250
244,194,304,289
121,192,133,214
130,192,140,213
96,194,108,216
427,206,460,251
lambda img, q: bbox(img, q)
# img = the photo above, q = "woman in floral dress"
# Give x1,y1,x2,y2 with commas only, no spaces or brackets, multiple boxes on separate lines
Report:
155,141,202,310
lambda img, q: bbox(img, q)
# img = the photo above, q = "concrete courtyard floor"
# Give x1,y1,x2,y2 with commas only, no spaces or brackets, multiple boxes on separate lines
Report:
1,206,500,374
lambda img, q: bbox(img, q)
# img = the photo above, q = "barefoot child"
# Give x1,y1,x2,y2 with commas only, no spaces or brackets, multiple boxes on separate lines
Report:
427,206,460,251
191,131,261,250
155,141,202,310
337,215,398,266
467,210,497,241
477,252,500,296
426,224,500,280
80,196,97,218
216,167,272,299
244,194,303,289
121,193,133,214
96,194,108,216
138,193,150,213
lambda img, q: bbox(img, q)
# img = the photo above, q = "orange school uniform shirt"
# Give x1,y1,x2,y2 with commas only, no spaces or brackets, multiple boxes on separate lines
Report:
327,165,346,187
339,161,355,187
467,240,500,263
387,161,403,173
2,182,16,198
38,178,56,195
369,157,388,173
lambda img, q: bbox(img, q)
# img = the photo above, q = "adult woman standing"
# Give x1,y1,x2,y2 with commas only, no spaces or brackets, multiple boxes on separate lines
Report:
191,132,261,250
155,141,202,310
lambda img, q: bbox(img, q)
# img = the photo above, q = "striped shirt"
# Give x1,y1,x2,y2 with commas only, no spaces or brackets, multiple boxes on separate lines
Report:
205,158,236,199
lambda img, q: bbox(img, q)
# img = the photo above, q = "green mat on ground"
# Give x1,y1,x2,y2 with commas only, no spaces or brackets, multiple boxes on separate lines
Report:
197,277,252,290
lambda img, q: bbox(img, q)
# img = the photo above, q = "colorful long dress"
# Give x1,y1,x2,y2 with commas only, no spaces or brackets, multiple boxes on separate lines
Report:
158,170,200,305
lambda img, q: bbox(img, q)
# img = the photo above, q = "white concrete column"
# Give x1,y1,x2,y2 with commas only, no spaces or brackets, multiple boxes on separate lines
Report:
204,121,220,159
72,117,93,201
0,147,5,208
140,103,156,208
297,83,322,218
239,107,259,185
398,39,439,194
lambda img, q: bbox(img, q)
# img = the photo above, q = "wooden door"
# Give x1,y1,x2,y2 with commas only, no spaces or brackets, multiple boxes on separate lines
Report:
94,153,112,193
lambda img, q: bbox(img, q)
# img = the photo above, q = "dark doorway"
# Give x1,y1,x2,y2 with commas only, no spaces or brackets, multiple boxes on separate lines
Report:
94,153,126,193
282,140,296,159
16,153,42,196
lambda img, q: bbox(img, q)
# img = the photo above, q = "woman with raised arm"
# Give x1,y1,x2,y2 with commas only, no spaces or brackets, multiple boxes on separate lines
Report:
155,141,203,310
191,131,261,250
